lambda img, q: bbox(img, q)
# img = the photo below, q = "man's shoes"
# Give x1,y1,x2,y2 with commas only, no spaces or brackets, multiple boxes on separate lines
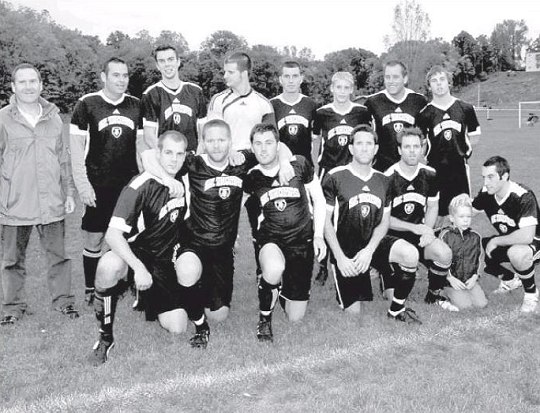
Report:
425,290,459,312
493,275,522,294
89,338,115,366
189,323,210,349
0,315,18,326
57,304,80,319
256,317,273,342
387,307,422,325
85,288,95,306
314,265,328,286
520,289,539,313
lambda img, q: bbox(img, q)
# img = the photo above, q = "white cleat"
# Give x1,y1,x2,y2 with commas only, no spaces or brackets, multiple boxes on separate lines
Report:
436,299,460,312
520,289,539,313
493,275,522,294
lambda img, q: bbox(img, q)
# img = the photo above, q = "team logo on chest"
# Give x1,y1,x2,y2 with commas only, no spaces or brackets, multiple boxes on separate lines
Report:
361,204,370,217
170,210,179,223
444,130,452,141
218,187,231,199
499,224,508,234
288,125,298,136
404,203,415,214
111,126,122,138
393,123,403,133
274,199,287,211
338,135,348,146
173,113,181,125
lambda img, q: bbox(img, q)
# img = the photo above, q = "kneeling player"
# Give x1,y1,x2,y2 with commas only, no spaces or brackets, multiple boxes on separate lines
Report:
245,124,326,342
90,131,205,365
323,125,421,323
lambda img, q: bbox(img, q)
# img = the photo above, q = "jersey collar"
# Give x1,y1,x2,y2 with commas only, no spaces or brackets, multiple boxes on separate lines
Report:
99,90,126,105
383,88,414,104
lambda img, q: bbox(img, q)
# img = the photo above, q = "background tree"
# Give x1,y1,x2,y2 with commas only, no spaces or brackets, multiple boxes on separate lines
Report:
200,30,248,58
490,19,529,70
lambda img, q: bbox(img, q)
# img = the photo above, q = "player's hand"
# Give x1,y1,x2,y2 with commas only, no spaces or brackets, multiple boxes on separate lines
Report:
415,224,435,237
419,233,436,248
229,151,246,166
353,247,374,274
134,263,153,291
65,196,75,214
313,236,327,262
447,274,466,290
485,237,499,258
465,273,478,289
278,160,294,186
79,186,96,208
336,255,359,278
163,176,184,198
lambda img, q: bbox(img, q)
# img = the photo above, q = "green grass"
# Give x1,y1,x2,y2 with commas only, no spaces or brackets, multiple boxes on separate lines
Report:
2,116,540,413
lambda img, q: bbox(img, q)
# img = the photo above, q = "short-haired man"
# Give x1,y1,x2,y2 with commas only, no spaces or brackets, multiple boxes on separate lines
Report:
89,131,194,365
365,60,427,172
0,64,78,325
141,45,207,152
322,125,421,323
244,124,326,341
384,127,457,311
472,156,539,312
70,57,141,306
270,61,318,165
417,65,481,217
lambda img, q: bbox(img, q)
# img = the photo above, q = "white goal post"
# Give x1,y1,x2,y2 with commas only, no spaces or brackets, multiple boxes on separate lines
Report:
518,101,540,128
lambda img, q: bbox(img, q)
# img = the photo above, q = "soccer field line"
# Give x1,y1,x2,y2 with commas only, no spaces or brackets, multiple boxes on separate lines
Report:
4,310,521,413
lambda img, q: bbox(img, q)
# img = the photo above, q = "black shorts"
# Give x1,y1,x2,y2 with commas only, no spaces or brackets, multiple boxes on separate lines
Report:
482,236,540,265
332,235,400,309
259,241,314,302
433,159,470,216
388,230,428,262
82,186,124,232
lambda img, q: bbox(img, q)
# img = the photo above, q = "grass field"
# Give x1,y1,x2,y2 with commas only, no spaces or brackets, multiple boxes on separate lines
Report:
1,116,540,413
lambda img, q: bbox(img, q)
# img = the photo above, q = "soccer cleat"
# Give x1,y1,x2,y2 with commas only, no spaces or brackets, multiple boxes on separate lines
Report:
256,318,274,342
424,291,459,312
493,275,522,294
314,265,328,286
89,338,115,366
387,307,422,325
85,289,95,306
57,304,80,319
189,325,210,349
520,289,539,313
0,315,18,326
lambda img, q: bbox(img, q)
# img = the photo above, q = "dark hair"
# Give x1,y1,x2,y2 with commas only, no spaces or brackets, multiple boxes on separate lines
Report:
224,52,252,73
483,156,510,178
11,63,41,83
157,130,188,149
203,119,231,139
349,124,378,145
282,60,301,72
153,45,178,61
426,65,453,86
384,60,408,77
102,57,127,74
396,127,425,146
250,123,279,143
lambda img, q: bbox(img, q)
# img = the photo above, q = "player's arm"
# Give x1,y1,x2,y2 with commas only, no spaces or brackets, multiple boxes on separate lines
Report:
305,175,327,262
324,207,357,277
141,92,159,150
485,226,536,257
143,124,158,150
140,149,185,198
69,119,95,207
354,208,390,273
262,112,277,129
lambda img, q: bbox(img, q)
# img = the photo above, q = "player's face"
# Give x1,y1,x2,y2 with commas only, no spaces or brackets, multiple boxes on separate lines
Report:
384,65,407,97
429,72,450,97
398,134,423,167
155,49,180,80
450,206,472,231
331,79,353,104
158,137,187,176
203,125,232,164
101,62,129,97
349,131,378,165
280,67,303,94
223,62,244,89
482,165,508,196
12,68,42,105
251,131,279,167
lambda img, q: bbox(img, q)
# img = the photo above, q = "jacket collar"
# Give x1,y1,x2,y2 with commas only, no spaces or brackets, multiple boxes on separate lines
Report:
8,95,59,122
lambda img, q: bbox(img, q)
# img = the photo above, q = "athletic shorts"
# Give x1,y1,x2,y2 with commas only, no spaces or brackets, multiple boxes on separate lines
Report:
433,159,470,216
332,235,400,309
82,186,124,232
259,241,314,302
482,236,540,266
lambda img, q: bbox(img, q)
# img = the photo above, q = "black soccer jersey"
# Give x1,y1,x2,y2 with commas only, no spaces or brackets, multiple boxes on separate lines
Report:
323,166,390,257
313,103,371,172
179,152,256,248
417,98,481,166
70,91,140,188
141,81,207,152
244,156,314,247
271,94,317,165
365,89,427,172
109,172,188,259
384,162,439,226
472,182,540,239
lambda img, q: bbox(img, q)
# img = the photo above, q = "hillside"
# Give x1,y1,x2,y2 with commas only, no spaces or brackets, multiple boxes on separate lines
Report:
454,71,540,108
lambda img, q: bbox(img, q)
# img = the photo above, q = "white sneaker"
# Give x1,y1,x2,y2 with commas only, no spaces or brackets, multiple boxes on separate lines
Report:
520,290,539,313
436,299,460,312
493,275,522,294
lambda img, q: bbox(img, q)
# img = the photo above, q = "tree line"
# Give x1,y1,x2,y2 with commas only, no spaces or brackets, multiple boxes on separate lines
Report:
0,0,537,113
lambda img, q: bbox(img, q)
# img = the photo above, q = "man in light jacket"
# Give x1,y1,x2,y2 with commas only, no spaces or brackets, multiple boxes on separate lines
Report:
0,63,79,325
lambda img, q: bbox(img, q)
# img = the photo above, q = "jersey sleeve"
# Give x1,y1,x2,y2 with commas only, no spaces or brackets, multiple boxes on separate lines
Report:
322,173,337,208
69,99,89,134
140,90,160,128
518,192,539,228
427,170,439,199
464,102,481,136
109,184,145,235
297,156,314,184
197,88,208,119
312,109,322,135
175,152,196,178
472,190,487,211
241,150,258,170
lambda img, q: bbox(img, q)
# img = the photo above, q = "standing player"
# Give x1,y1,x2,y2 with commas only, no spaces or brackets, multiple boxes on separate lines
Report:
417,65,481,217
70,57,141,305
313,71,371,284
323,125,421,323
365,60,427,172
244,124,326,342
270,61,318,165
141,45,207,152
384,127,456,311
473,156,539,312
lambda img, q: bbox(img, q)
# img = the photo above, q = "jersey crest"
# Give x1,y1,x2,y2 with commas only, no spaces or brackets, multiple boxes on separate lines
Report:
288,124,299,135
444,129,452,141
393,123,403,133
275,199,287,211
361,204,370,217
404,203,415,214
111,126,122,138
218,186,231,200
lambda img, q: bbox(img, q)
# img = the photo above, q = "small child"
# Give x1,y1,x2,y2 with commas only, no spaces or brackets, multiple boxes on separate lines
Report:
438,194,488,310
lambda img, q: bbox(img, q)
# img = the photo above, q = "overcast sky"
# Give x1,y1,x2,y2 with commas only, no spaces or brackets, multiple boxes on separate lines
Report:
9,0,540,58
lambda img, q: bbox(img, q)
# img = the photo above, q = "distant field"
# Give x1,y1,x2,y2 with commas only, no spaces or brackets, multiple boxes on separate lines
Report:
1,116,540,413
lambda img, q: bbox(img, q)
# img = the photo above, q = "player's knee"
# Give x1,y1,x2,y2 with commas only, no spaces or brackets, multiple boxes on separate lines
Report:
507,245,532,270
206,306,229,322
344,301,362,315
95,252,126,289
159,309,188,334
85,231,105,251
285,301,308,322
259,244,285,284
393,240,419,268
175,252,202,287
435,242,452,266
